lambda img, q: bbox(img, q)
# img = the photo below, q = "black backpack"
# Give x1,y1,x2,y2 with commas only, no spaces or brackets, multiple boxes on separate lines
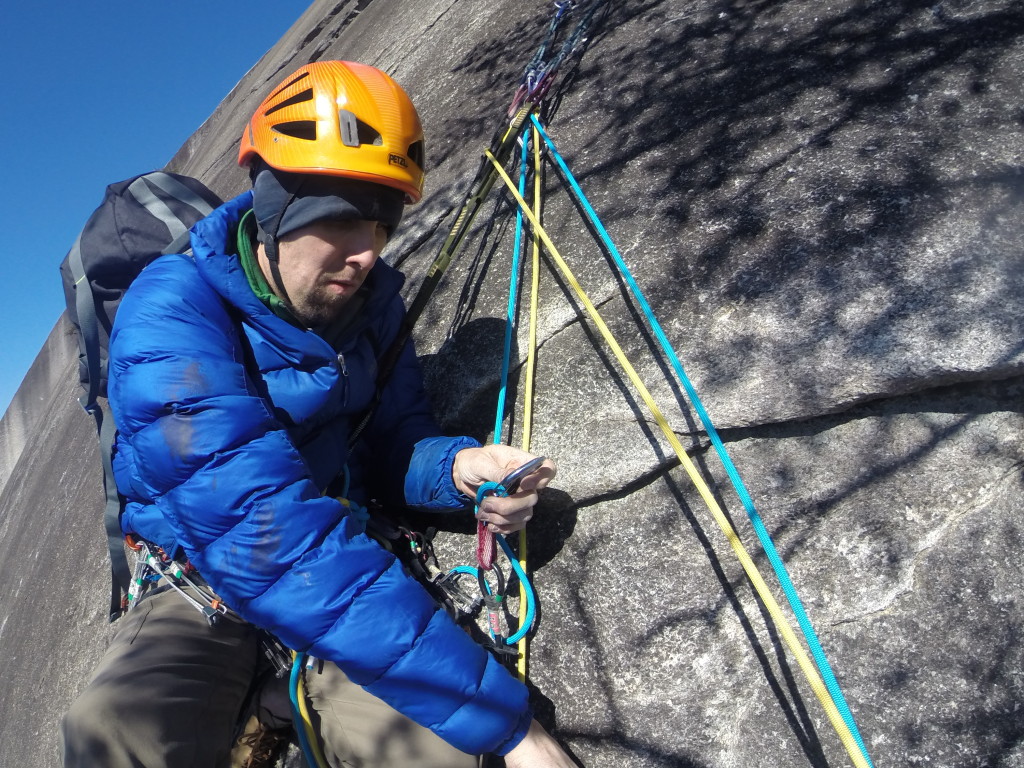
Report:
59,171,223,620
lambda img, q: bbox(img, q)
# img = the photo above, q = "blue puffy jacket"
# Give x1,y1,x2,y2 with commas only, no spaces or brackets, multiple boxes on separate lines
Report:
107,191,532,755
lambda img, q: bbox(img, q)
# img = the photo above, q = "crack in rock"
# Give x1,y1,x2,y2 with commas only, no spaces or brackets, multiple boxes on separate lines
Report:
834,462,1024,626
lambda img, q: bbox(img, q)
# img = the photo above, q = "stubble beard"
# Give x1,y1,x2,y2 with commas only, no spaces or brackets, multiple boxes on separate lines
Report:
291,286,349,327
289,272,365,328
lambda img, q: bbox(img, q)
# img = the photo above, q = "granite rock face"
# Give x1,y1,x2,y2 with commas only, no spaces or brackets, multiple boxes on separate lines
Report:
2,0,1022,765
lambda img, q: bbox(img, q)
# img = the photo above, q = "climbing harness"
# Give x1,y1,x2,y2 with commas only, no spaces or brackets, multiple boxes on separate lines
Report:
361,470,540,661
366,511,487,623
285,471,542,768
124,535,293,681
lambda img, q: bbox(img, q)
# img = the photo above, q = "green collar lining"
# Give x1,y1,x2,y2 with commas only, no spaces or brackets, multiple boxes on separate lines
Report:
237,209,300,325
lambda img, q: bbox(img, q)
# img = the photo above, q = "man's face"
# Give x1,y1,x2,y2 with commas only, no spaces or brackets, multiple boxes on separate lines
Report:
258,218,389,327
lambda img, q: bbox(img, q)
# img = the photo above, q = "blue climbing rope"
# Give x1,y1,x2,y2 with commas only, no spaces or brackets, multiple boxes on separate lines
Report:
289,652,330,768
493,134,532,443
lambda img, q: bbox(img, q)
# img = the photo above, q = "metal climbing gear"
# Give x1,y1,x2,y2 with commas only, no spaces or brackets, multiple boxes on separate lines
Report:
474,457,546,571
124,537,228,626
508,0,610,115
365,511,485,622
497,456,546,494
467,470,542,654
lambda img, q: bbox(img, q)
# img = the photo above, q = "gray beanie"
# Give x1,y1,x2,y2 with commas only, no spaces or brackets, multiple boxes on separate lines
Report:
251,164,405,244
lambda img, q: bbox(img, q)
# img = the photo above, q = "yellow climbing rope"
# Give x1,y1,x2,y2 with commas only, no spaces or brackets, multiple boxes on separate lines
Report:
514,123,545,682
291,652,331,768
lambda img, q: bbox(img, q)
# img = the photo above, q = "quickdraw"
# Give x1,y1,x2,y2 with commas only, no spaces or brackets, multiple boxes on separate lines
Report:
508,0,610,115
123,535,228,625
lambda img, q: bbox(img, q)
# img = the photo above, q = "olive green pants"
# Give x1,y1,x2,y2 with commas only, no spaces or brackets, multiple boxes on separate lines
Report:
61,588,478,768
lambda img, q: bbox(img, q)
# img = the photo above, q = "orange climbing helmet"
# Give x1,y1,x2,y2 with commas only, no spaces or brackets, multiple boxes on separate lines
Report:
239,61,425,203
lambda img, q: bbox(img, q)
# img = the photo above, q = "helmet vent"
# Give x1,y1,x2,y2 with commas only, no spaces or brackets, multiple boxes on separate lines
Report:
408,140,425,169
338,109,383,148
271,121,317,141
268,71,310,101
265,88,314,117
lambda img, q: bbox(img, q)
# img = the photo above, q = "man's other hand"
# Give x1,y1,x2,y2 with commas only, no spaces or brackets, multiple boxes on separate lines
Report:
504,719,578,768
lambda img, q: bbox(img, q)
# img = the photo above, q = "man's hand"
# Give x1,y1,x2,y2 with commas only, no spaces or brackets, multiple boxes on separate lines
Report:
452,445,556,535
503,719,578,768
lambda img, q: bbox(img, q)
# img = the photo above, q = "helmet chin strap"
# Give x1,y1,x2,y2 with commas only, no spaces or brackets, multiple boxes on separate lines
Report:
262,237,292,308
257,186,300,308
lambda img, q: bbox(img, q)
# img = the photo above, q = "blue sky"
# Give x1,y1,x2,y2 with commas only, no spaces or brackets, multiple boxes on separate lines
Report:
0,2,309,417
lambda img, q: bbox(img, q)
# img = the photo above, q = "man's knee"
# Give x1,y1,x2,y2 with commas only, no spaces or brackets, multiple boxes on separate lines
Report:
306,661,479,768
61,685,124,766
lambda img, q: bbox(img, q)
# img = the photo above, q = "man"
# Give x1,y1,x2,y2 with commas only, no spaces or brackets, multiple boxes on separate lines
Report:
62,61,576,768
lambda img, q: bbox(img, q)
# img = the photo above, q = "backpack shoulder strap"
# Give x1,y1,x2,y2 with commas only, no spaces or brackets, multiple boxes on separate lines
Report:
79,400,130,620
73,171,219,620
66,231,102,412
127,172,216,248
67,233,126,619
